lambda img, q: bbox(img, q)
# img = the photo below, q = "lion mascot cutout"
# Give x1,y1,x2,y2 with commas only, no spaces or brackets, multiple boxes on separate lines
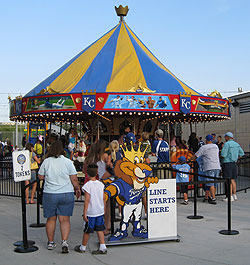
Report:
104,142,158,241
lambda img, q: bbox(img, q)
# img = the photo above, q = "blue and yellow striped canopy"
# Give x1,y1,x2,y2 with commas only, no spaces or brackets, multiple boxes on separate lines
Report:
25,21,200,97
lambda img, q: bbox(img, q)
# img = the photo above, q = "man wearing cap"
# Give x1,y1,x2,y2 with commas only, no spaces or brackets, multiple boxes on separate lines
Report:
151,129,170,179
221,132,244,202
152,129,170,164
191,135,221,204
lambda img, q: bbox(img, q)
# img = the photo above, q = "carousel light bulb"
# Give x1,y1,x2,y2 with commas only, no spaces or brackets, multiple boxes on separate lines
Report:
129,112,132,115
111,112,114,115
88,113,91,115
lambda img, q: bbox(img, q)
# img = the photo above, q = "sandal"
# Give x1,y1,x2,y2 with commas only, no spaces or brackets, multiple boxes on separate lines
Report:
30,200,36,204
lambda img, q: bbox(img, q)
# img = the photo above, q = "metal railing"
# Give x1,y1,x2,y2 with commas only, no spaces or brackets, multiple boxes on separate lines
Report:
1,157,250,199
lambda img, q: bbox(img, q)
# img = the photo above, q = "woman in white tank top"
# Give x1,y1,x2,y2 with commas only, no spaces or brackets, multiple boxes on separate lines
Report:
97,159,106,179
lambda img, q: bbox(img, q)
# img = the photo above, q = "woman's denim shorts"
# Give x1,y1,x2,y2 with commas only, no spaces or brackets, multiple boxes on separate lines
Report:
43,192,75,218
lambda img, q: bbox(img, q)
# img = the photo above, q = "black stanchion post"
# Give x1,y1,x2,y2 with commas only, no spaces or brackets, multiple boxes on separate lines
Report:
30,179,46,228
13,181,39,253
110,197,115,234
187,171,204,220
219,178,239,235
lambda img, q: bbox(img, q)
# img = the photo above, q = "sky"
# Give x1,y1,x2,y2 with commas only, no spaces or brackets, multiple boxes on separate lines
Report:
1,0,250,122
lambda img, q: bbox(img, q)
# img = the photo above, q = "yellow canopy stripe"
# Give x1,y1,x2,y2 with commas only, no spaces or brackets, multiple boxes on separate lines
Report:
106,22,147,92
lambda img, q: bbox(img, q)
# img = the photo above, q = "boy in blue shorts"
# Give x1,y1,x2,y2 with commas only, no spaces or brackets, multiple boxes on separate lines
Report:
74,164,107,254
172,156,191,205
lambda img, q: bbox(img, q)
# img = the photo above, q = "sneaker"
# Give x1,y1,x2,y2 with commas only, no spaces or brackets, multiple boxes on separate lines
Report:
108,229,128,241
74,245,85,253
180,200,188,205
223,196,234,202
47,241,56,250
92,248,107,255
232,194,238,201
61,240,69,254
208,197,217,205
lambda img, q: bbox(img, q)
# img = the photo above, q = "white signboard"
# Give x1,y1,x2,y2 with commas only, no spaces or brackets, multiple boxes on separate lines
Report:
12,150,31,182
147,179,177,239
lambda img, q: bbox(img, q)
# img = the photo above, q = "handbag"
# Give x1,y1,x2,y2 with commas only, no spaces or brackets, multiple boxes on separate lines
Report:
30,152,38,170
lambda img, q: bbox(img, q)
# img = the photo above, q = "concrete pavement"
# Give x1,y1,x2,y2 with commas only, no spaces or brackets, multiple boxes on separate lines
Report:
0,191,250,265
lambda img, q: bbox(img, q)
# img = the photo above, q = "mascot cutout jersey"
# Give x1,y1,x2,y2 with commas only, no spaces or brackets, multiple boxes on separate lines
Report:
104,143,158,241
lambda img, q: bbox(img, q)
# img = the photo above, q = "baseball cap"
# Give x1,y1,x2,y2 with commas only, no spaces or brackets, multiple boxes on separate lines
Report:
126,132,136,143
225,132,233,138
178,156,186,162
205,134,213,141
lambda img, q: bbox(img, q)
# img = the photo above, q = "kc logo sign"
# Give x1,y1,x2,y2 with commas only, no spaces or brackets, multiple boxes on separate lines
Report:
82,94,95,112
180,93,191,114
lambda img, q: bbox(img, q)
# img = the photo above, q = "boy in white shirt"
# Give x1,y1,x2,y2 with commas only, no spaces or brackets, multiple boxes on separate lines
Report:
74,164,107,254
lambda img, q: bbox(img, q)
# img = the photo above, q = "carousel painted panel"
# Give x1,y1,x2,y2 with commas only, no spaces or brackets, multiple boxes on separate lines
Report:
96,93,174,112
22,94,82,113
191,96,229,115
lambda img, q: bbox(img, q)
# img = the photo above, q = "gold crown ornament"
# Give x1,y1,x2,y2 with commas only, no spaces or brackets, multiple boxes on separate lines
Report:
180,92,191,97
82,89,96,95
115,5,129,17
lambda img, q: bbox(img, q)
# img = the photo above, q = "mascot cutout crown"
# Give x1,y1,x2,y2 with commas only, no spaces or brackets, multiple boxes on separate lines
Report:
104,142,158,241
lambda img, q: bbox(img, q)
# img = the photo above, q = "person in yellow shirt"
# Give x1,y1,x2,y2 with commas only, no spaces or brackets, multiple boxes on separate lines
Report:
34,137,43,158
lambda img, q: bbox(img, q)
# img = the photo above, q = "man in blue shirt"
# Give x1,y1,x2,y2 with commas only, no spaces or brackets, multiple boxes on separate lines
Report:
152,129,170,179
151,129,170,163
221,132,244,202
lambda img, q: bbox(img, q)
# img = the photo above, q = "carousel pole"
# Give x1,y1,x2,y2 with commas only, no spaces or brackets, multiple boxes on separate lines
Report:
190,122,192,134
97,118,100,140
15,121,18,147
168,118,171,143
59,122,62,137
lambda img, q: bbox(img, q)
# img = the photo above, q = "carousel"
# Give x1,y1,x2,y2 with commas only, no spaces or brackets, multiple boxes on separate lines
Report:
9,5,230,142
9,5,232,245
